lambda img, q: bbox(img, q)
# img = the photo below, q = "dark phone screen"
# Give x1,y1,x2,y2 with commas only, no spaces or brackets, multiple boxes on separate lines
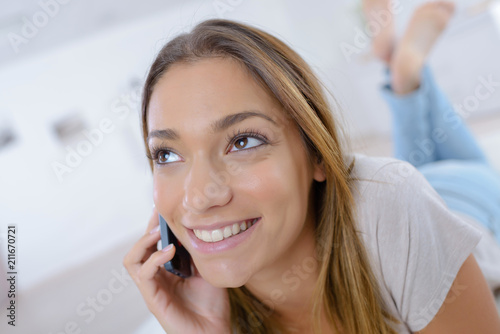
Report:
159,214,192,278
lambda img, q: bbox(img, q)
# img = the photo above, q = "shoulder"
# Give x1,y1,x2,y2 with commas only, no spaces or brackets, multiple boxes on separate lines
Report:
348,154,480,258
348,153,430,216
347,154,483,332
349,153,422,191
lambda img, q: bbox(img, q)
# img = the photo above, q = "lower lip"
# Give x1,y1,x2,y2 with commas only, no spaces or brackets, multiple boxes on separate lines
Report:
187,218,260,254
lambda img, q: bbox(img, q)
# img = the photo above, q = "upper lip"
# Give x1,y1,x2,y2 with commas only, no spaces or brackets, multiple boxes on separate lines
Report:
184,218,259,231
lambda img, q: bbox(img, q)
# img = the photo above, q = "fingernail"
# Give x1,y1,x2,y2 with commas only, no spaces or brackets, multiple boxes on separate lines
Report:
162,244,173,252
149,225,160,234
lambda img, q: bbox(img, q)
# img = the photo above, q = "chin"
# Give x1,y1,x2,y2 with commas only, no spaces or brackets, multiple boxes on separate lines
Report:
196,261,252,288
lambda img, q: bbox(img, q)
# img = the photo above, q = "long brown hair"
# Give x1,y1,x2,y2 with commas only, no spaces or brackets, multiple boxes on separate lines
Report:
141,19,397,334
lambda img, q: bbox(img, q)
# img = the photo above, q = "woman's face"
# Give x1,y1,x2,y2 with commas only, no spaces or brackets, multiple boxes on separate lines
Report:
147,57,325,287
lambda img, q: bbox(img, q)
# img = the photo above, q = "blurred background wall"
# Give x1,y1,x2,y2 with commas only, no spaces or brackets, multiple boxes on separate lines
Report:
0,0,499,333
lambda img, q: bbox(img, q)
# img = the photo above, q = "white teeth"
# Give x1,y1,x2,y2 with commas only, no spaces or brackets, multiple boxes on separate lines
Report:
232,223,240,235
201,230,212,242
211,229,223,242
194,218,257,243
223,226,232,238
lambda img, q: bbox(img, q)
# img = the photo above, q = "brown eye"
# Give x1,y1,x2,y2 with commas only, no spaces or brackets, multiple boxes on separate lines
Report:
156,150,181,164
234,138,248,150
158,151,169,163
229,137,264,152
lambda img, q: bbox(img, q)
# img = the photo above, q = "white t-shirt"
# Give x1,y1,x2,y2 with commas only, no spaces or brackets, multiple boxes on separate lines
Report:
349,154,500,333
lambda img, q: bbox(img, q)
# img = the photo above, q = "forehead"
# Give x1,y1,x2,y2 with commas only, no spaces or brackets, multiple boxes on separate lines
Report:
147,57,288,131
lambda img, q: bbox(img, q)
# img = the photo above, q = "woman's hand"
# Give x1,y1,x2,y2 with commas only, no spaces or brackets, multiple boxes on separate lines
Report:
123,208,231,334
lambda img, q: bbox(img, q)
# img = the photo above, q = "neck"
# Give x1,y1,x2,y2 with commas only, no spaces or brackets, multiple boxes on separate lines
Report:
243,218,323,332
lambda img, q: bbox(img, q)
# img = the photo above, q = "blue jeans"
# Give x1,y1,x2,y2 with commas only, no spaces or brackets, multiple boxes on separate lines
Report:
381,66,500,244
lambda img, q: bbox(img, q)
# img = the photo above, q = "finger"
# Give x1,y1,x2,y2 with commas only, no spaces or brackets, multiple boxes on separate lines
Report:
137,244,179,296
123,227,162,274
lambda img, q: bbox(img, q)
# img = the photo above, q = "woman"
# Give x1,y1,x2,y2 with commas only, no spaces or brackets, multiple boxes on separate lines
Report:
123,4,500,333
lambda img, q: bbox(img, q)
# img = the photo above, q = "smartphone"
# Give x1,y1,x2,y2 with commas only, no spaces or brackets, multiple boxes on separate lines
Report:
159,214,192,278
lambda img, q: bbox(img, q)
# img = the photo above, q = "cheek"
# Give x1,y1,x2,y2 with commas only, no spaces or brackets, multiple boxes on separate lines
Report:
153,174,182,223
240,154,311,214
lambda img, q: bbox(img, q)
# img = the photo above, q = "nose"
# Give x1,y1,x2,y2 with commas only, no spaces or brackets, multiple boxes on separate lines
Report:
182,157,233,214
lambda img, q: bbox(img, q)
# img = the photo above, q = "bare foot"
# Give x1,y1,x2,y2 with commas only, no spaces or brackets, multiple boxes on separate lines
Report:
363,0,396,64
390,1,455,95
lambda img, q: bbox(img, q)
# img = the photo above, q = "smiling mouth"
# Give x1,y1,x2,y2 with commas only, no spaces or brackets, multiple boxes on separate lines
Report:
193,218,259,243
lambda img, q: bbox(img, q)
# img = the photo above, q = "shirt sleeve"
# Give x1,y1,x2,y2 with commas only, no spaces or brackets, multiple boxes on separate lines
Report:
372,161,482,332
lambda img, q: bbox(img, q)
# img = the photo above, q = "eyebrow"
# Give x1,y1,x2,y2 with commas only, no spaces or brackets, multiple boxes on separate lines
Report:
147,110,277,142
